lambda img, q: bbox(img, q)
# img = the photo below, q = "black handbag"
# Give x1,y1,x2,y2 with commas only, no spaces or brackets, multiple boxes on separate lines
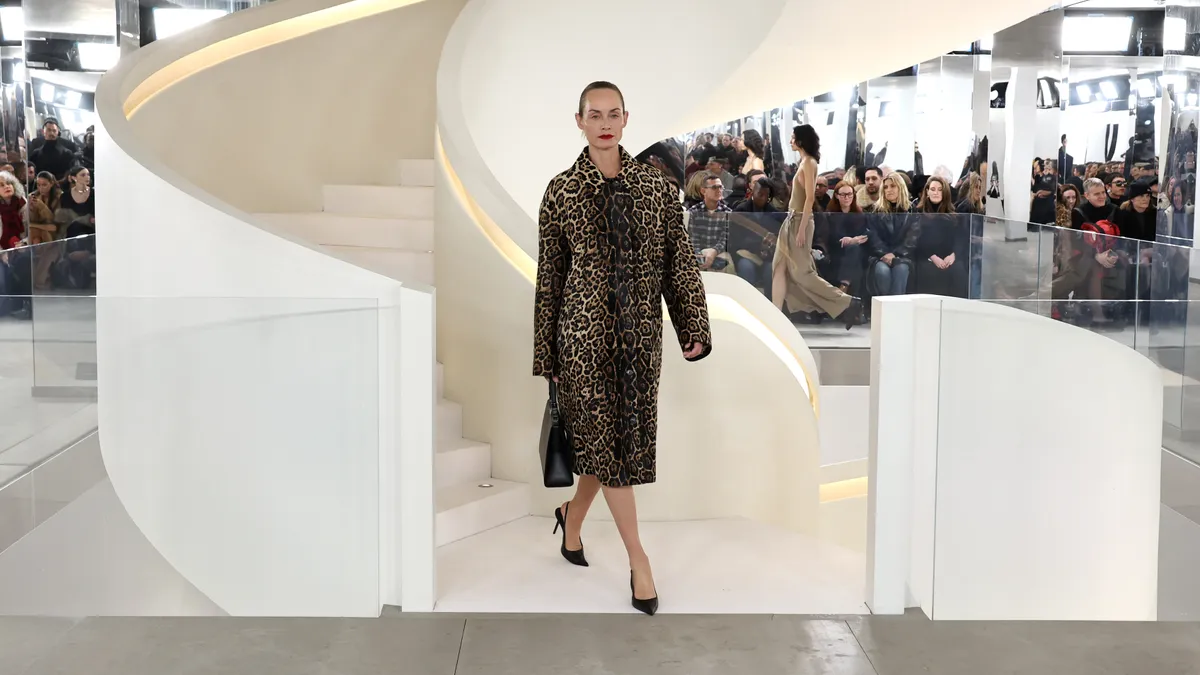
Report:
539,381,575,488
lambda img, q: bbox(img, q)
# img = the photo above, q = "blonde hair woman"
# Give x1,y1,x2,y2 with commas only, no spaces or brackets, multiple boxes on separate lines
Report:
684,170,708,207
867,172,917,296
771,125,863,328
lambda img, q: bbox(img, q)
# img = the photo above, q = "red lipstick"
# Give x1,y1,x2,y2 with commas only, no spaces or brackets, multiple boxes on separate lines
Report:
599,134,614,140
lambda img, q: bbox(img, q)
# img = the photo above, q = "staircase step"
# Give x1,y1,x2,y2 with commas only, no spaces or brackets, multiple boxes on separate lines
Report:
436,479,530,546
437,400,462,441
255,212,433,250
436,438,491,489
320,246,433,286
322,185,433,219
399,159,435,187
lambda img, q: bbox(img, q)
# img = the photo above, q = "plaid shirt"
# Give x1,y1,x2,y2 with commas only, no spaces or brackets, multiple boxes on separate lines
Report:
687,201,730,269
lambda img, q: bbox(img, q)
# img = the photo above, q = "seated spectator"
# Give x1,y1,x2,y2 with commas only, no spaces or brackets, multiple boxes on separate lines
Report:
687,172,731,272
0,171,25,249
866,173,917,296
955,172,984,215
1105,173,1127,207
1066,177,1125,325
813,175,831,211
912,176,966,297
730,179,783,291
60,166,95,238
857,166,883,210
683,170,707,209
1114,181,1156,243
822,180,869,295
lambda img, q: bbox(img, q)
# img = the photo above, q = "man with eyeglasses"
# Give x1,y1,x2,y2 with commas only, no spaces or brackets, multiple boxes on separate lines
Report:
687,172,731,271
1105,174,1127,207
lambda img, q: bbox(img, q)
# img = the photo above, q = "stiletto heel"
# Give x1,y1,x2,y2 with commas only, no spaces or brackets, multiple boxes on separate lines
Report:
554,504,588,567
630,571,658,616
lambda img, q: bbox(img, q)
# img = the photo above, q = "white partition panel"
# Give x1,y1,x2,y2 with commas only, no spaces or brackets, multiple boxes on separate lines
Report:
869,296,1162,620
95,2,437,616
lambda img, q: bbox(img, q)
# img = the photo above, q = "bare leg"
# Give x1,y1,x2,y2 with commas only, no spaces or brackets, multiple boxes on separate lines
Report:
602,485,655,599
772,263,788,311
562,474,601,551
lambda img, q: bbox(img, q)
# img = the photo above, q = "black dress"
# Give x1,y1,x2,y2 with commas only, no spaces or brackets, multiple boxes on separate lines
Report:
913,211,968,297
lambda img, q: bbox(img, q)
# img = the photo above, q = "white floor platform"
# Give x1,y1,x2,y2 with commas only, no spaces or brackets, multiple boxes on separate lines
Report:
436,516,868,615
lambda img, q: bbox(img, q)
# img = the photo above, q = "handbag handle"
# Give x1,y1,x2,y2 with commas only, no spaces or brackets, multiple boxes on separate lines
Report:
548,381,561,424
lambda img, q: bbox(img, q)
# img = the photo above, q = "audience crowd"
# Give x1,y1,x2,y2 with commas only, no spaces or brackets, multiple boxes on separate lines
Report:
0,117,97,317
653,127,1188,329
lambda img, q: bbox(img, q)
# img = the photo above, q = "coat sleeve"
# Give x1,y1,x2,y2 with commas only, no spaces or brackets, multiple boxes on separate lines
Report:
896,213,921,258
533,179,568,377
661,180,713,361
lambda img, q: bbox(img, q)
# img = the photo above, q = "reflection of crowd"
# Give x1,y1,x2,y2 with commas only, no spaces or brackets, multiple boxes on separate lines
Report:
661,124,995,327
0,117,97,317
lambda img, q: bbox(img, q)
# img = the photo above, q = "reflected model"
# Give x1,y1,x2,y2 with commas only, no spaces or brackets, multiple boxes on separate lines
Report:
532,81,712,615
772,125,863,328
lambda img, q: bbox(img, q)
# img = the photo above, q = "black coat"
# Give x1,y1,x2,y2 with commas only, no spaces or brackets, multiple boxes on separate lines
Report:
868,209,919,259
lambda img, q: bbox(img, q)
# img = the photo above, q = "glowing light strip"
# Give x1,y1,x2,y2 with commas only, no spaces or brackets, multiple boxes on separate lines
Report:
125,0,426,118
436,132,818,416
819,476,869,503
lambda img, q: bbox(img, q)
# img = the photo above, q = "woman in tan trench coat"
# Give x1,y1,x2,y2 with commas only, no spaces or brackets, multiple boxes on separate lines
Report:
533,81,712,615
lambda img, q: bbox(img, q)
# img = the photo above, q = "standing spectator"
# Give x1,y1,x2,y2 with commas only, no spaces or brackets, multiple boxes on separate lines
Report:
29,119,77,181
740,130,766,176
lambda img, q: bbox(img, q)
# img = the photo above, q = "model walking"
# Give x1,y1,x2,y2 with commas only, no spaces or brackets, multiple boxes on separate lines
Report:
533,81,712,615
773,125,863,328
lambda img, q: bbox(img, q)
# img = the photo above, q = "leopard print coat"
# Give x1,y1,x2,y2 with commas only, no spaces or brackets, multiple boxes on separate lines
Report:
533,146,712,487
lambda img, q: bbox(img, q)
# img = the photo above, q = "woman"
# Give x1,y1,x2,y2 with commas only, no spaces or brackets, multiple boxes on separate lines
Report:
61,166,95,238
866,172,917,296
822,179,869,294
683,170,708,208
534,81,711,616
741,129,766,176
912,176,966,297
954,172,984,215
772,125,863,327
0,171,26,249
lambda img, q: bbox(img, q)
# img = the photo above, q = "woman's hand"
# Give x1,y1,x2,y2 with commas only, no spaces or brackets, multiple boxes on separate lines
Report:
930,255,945,269
840,236,853,248
882,253,896,266
944,252,956,267
793,227,805,249
682,342,706,359
544,374,559,383
1095,251,1117,269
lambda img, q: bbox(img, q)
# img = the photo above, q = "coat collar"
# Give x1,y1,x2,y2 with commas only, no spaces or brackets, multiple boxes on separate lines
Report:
571,145,637,189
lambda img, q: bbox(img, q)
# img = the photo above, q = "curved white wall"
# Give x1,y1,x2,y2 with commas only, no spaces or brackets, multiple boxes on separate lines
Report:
128,0,466,213
435,0,1052,526
95,0,440,616
869,296,1162,620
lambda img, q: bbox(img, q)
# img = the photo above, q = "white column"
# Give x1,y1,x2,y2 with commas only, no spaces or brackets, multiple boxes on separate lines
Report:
1002,67,1038,233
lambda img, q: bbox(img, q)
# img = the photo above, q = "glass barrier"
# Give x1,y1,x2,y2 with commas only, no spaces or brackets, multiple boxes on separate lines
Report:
0,292,385,500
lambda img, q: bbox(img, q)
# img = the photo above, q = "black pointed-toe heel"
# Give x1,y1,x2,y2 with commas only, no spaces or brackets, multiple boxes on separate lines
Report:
553,505,588,567
630,571,658,616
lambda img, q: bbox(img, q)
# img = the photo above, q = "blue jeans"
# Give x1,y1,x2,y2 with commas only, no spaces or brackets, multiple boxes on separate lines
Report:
736,256,772,292
873,259,910,295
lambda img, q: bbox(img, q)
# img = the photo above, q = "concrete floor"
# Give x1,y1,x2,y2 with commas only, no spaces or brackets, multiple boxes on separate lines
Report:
3,614,1200,674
